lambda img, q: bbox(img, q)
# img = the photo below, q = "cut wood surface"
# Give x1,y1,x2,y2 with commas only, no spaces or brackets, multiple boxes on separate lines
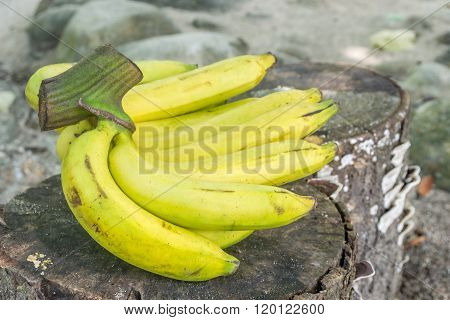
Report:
0,175,355,299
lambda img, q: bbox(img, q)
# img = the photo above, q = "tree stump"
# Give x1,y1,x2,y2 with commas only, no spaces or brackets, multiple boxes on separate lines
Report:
252,63,411,299
0,175,355,300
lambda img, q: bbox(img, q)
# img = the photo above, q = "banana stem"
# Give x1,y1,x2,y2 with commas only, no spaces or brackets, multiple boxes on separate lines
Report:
38,45,141,131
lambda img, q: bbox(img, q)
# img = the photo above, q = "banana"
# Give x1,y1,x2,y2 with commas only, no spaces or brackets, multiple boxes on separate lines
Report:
57,122,334,186
55,116,334,188
194,230,254,249
187,141,337,186
122,54,276,122
135,98,257,132
140,138,335,185
147,100,338,163
109,132,315,231
25,60,197,111
54,98,257,161
56,119,95,161
135,89,322,150
133,98,258,148
56,120,254,249
61,119,239,281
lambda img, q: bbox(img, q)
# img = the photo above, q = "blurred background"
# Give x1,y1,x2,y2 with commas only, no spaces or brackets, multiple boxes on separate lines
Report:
0,0,448,299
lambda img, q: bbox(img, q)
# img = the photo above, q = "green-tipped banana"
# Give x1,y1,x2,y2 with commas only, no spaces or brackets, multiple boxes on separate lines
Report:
134,98,258,149
187,140,337,186
26,60,197,111
148,100,338,163
134,98,257,138
138,138,335,186
109,132,315,231
135,89,322,150
61,119,239,281
55,122,335,187
122,54,276,122
194,230,254,249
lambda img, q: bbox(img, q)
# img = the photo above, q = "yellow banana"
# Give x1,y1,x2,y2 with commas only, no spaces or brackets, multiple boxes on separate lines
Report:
133,98,258,148
135,89,322,150
25,60,197,111
109,132,315,231
56,121,254,249
194,230,254,249
54,98,258,161
135,98,257,132
61,119,239,281
148,100,338,163
122,54,276,122
186,141,337,186
56,119,95,161
140,138,335,185
55,121,334,187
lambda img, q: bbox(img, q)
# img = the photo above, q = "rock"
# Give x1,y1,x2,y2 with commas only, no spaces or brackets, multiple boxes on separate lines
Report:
0,90,15,114
374,59,418,80
34,0,94,15
0,115,17,146
275,45,309,64
401,62,450,101
192,18,222,31
118,32,248,65
0,90,18,147
403,15,432,35
410,99,450,190
436,31,450,45
435,48,450,67
135,0,238,11
56,0,179,62
369,29,416,51
28,4,78,51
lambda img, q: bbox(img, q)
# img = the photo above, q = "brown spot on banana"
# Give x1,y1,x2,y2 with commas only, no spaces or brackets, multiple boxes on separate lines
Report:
92,223,101,233
274,205,285,215
161,221,172,230
188,266,205,276
273,190,290,194
198,188,236,193
84,155,107,199
69,187,82,207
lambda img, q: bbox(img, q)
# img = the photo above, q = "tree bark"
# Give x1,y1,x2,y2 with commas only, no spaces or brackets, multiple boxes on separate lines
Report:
253,62,412,299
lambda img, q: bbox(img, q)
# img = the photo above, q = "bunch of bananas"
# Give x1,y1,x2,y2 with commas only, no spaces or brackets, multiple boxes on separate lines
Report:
26,51,338,281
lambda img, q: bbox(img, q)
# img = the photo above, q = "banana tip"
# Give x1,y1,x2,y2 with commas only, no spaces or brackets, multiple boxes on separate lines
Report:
263,52,278,69
226,258,240,276
322,141,338,153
